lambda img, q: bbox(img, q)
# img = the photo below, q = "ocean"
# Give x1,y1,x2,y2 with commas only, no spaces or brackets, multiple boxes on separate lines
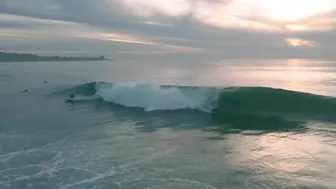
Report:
0,58,336,189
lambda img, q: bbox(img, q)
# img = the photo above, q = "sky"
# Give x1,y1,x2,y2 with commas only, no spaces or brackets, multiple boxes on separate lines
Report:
1,0,336,59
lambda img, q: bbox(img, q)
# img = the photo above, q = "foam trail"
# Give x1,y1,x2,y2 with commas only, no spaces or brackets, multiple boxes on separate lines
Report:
94,83,217,112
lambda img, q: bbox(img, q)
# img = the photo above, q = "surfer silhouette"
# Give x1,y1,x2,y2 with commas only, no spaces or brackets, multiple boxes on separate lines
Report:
69,94,74,100
211,107,217,117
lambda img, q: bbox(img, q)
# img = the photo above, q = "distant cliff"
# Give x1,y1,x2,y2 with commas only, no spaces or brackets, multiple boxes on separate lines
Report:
0,52,109,62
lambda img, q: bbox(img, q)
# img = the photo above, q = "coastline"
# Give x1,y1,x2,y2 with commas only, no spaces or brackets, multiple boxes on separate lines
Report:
0,52,110,62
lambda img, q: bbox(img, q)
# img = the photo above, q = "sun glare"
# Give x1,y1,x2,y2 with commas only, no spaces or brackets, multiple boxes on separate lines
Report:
286,38,317,47
289,39,300,46
286,24,306,31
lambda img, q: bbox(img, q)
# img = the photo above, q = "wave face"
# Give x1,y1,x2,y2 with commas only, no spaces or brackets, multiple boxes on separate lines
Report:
62,82,336,123
214,87,336,125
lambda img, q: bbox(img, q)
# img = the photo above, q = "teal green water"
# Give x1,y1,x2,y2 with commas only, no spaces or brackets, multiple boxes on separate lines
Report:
0,59,336,189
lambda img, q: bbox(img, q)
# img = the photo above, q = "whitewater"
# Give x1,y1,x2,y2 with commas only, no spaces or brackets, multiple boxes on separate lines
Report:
93,82,219,112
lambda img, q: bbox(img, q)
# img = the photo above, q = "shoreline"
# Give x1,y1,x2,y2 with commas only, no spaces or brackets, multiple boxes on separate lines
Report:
0,52,110,62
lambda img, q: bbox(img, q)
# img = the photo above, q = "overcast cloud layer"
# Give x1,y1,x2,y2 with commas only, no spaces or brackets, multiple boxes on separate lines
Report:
1,0,336,59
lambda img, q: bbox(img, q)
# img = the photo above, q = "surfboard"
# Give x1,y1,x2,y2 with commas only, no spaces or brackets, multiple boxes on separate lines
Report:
65,99,74,103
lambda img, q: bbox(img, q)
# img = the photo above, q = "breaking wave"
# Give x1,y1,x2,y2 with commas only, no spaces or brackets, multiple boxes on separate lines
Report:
57,81,336,123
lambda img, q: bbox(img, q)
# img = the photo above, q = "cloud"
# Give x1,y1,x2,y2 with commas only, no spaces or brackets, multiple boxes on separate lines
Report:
0,0,336,59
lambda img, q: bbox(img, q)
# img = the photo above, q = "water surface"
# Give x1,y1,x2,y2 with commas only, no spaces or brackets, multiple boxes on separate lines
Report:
0,59,335,189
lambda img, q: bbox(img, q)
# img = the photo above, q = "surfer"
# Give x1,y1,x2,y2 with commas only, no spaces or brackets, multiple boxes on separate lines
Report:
211,107,217,117
65,94,75,103
69,94,74,100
